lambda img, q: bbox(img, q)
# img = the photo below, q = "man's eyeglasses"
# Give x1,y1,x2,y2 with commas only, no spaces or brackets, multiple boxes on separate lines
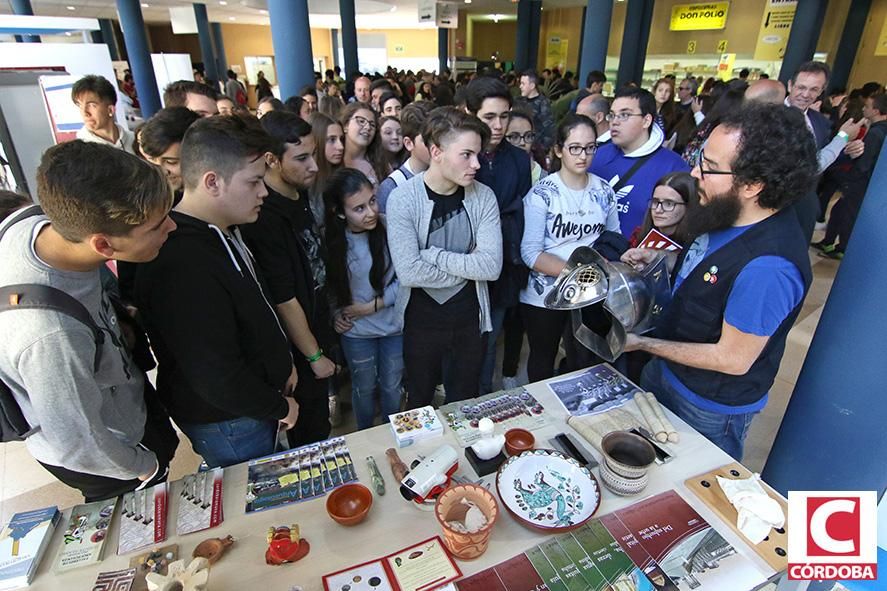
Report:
564,144,597,156
649,198,685,212
697,148,735,180
506,131,536,145
352,115,376,130
606,111,646,123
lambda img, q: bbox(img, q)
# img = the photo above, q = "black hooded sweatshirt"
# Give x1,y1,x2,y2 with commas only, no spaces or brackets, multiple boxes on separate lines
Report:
134,211,292,424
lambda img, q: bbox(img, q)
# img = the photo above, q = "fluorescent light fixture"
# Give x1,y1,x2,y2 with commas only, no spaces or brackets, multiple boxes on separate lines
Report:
66,6,76,10
464,0,471,3
228,16,236,20
141,3,149,7
219,0,227,4
260,9,268,13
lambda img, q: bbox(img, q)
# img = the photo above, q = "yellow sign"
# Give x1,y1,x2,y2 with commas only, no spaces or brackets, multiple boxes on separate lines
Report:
754,0,797,60
687,40,697,54
394,45,405,54
669,2,730,31
545,36,569,71
717,39,728,52
717,53,736,81
876,14,887,56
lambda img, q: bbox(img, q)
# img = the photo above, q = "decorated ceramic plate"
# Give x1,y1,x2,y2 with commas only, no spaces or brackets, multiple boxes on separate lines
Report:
496,449,601,533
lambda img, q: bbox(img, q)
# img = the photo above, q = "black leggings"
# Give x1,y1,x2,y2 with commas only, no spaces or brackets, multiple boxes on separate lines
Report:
522,304,599,383
501,305,525,378
403,320,484,408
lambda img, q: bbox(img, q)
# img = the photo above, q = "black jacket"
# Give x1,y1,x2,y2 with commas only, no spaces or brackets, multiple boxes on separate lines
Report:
477,141,532,308
134,211,292,425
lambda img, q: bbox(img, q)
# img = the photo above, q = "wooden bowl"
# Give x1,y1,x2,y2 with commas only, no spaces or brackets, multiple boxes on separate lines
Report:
504,428,535,456
326,483,373,526
601,431,656,478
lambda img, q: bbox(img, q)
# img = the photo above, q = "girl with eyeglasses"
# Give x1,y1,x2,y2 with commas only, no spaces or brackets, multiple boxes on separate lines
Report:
628,171,698,249
520,114,621,381
340,102,383,187
505,110,547,184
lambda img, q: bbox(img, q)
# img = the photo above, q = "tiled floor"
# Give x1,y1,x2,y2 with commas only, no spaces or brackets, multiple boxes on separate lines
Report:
0,245,840,524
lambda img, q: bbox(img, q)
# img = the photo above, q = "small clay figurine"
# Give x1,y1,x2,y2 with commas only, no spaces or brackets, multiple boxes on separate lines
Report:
385,448,409,482
192,535,234,564
145,557,209,591
265,524,310,565
470,418,505,460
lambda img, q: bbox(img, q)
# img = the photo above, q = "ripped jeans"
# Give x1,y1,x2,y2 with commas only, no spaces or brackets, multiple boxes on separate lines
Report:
340,334,404,430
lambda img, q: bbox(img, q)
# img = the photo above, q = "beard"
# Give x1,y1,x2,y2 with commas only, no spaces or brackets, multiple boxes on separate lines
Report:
685,185,743,237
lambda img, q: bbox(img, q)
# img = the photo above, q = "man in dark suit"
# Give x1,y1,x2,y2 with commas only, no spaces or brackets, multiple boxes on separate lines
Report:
785,61,863,242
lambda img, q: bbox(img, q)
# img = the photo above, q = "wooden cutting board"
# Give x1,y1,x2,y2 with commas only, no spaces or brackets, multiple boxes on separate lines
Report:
685,462,788,572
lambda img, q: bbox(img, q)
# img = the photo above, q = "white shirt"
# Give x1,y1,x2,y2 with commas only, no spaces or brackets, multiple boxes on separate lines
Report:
76,123,136,155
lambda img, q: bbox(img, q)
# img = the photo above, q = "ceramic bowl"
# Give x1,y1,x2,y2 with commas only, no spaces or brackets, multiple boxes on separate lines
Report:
326,483,373,526
598,458,649,496
601,431,656,478
504,428,536,456
496,449,601,533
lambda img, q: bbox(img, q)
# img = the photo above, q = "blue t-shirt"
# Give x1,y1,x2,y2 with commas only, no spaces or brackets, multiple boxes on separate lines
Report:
664,224,806,414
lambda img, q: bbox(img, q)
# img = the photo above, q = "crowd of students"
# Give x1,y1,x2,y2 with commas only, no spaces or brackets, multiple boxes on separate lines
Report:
0,59,884,502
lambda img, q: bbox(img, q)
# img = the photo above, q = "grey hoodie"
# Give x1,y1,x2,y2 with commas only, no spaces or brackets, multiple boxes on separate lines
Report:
0,214,156,479
386,172,503,333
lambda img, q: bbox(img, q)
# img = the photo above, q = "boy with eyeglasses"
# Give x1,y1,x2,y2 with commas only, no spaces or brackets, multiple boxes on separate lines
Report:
464,77,532,394
591,86,689,238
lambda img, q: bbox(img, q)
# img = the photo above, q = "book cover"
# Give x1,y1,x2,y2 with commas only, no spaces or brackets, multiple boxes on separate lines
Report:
555,533,608,591
525,545,568,591
575,521,656,591
176,468,223,536
91,567,136,591
0,506,60,589
455,552,546,591
117,484,169,555
538,538,592,591
389,406,444,448
546,364,642,417
605,491,766,590
54,499,117,572
638,229,683,252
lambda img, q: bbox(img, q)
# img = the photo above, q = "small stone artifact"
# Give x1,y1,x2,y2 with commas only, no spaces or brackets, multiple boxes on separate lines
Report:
192,535,234,564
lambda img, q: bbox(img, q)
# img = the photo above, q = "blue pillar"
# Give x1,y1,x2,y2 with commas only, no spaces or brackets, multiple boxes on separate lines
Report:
830,0,872,92
193,4,218,86
438,28,448,76
331,29,340,69
97,18,120,60
617,0,654,88
211,22,228,81
579,0,613,88
11,0,39,43
762,142,887,498
515,0,532,73
527,0,542,72
778,0,828,84
268,0,315,101
338,0,359,78
116,0,161,117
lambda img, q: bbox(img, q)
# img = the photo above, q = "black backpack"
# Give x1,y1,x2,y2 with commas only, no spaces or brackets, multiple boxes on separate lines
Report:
0,206,104,442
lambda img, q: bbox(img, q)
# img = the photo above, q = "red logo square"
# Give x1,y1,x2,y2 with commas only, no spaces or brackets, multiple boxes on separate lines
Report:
805,497,860,557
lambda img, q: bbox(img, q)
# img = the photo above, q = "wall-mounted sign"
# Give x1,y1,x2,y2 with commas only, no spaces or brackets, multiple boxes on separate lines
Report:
418,0,458,29
754,0,797,60
717,52,735,81
687,40,697,54
394,45,405,54
669,2,730,31
875,14,887,56
717,39,728,52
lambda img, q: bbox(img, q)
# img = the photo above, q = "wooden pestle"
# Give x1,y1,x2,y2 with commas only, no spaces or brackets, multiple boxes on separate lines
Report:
385,448,409,482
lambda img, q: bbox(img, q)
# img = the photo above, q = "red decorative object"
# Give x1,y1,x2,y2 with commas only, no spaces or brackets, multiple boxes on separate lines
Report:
264,524,310,566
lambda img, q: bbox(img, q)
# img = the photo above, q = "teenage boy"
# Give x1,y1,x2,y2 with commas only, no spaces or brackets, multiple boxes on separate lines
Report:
163,80,219,118
464,76,531,394
0,141,177,501
134,116,299,469
73,75,136,154
387,107,503,407
240,111,336,447
591,86,689,237
377,101,435,213
139,107,201,195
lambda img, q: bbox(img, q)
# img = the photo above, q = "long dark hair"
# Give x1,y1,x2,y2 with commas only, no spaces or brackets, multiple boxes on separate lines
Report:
324,168,392,308
634,171,698,247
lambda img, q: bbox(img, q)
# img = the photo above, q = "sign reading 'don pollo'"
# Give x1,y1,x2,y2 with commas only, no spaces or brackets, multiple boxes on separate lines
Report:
669,2,730,31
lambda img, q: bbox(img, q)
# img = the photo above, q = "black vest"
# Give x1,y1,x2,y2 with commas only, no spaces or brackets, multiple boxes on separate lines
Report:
657,208,812,406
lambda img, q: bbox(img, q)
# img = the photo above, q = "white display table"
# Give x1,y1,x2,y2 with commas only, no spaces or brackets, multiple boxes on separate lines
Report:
28,369,781,590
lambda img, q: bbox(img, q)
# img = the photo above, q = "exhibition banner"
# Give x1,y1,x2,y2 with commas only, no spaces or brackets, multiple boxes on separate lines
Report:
669,2,730,31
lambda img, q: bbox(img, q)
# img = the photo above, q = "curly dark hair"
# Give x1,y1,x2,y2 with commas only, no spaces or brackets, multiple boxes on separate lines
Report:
718,103,818,211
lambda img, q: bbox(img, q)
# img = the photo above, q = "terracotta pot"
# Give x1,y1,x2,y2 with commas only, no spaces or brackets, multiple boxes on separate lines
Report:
326,483,373,526
434,484,498,560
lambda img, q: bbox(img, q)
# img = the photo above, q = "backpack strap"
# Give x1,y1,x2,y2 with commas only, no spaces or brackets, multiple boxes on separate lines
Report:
0,285,104,372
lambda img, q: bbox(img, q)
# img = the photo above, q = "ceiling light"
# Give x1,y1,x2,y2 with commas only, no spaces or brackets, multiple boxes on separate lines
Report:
389,5,396,10
260,9,268,13
141,2,149,7
66,6,75,10
228,16,236,20
219,0,227,4
464,0,471,4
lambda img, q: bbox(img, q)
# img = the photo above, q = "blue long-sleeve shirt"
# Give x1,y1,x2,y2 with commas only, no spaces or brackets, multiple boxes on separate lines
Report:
341,228,402,338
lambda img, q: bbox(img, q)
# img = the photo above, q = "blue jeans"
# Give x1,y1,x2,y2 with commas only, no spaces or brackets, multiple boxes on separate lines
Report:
179,416,277,468
479,305,508,394
340,334,404,430
640,360,756,461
